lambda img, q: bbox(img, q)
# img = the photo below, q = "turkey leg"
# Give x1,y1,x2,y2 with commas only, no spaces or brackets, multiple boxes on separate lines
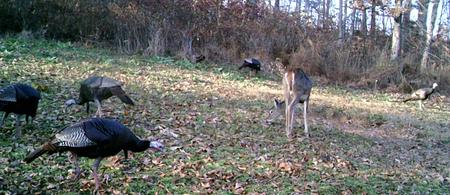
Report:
0,112,9,128
69,153,81,180
14,114,21,138
94,99,103,117
92,157,103,191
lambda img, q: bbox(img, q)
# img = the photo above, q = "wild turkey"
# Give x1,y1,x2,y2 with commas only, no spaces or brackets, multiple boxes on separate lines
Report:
192,54,205,63
0,83,41,139
403,83,438,110
239,58,261,73
24,118,164,190
64,76,134,117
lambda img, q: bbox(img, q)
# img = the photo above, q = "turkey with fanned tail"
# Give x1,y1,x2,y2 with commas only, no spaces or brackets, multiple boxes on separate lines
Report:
24,118,164,191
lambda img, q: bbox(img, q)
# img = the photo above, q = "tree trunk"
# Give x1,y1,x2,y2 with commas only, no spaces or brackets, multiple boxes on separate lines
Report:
351,6,356,33
304,0,310,17
448,0,450,39
370,0,376,36
432,0,443,39
416,0,428,36
344,0,348,33
360,8,367,36
390,0,403,61
338,0,345,43
401,0,411,54
420,0,435,72
296,0,302,13
322,0,327,27
326,0,331,27
274,0,280,11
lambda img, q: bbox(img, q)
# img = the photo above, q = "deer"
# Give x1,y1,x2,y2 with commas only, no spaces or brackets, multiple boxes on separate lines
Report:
267,67,312,138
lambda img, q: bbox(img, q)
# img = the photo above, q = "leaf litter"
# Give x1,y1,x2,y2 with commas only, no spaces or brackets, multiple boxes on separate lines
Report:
0,37,449,194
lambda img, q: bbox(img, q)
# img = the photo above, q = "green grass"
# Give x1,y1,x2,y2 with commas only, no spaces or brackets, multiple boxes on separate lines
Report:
0,37,449,194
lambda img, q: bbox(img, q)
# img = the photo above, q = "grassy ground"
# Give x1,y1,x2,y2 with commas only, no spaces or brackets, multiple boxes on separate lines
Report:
0,37,449,194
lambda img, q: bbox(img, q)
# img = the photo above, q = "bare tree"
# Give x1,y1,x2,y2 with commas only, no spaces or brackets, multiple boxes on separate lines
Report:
420,0,444,72
338,0,345,43
370,0,377,36
326,0,332,27
351,2,357,33
296,0,302,13
390,0,403,61
360,7,367,36
275,0,280,11
420,0,435,71
304,0,311,17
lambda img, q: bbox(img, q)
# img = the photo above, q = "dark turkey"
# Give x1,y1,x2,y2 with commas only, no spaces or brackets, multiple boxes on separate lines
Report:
64,76,134,117
0,83,41,139
24,118,164,190
403,83,438,110
192,54,205,63
239,58,261,73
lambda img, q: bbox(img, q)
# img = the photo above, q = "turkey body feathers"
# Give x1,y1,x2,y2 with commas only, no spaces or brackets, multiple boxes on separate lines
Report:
109,86,134,105
403,88,434,102
24,118,145,162
0,84,41,116
24,119,163,190
76,76,134,106
239,58,261,72
0,85,16,102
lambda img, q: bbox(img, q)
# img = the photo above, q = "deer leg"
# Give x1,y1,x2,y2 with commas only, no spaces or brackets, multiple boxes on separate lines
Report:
303,101,309,137
284,91,291,138
94,99,103,117
288,95,301,137
92,157,103,191
288,102,296,135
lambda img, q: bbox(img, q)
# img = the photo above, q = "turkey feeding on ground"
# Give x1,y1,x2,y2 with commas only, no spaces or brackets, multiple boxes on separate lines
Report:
403,83,438,110
64,76,134,117
239,58,261,73
192,54,205,63
0,83,41,139
24,118,164,190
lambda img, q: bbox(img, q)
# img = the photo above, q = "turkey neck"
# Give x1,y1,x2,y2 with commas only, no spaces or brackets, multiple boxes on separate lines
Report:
129,140,149,152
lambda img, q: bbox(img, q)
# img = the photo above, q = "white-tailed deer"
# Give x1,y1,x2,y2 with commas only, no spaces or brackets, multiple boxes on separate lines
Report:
282,69,312,138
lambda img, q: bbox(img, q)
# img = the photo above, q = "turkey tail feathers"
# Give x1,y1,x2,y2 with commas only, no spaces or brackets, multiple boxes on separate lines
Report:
24,146,46,163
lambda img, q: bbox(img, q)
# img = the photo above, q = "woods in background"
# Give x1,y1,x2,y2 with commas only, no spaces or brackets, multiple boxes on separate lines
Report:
0,0,448,91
